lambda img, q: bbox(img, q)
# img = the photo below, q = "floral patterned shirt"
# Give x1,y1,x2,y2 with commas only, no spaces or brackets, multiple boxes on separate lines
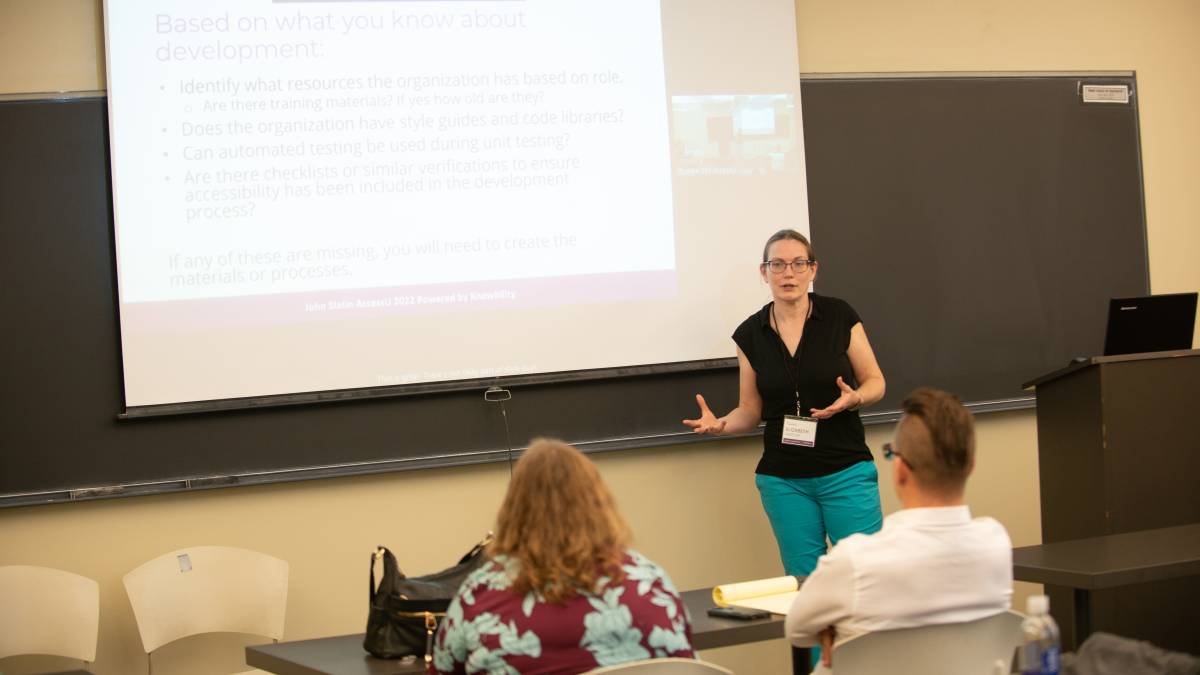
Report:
429,549,694,674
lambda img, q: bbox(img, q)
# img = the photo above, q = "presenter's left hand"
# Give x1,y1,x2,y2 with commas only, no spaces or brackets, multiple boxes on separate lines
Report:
809,376,861,420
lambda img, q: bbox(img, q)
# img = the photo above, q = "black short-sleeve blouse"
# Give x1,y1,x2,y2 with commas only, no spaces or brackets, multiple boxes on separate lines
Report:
732,293,872,478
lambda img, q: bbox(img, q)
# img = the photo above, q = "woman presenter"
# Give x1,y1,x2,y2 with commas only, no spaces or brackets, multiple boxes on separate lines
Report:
683,228,886,578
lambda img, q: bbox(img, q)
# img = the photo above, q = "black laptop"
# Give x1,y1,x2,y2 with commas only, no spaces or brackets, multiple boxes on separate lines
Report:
1103,292,1198,356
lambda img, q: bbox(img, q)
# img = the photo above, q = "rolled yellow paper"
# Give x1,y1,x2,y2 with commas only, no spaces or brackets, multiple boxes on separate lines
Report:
712,575,800,607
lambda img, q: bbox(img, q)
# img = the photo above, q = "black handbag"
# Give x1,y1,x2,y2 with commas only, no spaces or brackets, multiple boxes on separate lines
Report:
363,537,491,661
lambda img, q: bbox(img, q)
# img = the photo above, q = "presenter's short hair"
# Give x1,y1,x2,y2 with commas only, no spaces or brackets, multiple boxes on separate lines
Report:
900,387,975,492
762,229,816,263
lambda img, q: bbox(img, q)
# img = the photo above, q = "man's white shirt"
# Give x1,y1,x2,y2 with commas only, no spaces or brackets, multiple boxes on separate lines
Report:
785,505,1013,651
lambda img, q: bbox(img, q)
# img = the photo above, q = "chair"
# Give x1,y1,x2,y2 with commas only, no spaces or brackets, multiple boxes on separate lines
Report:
123,545,288,675
588,657,734,674
0,565,100,669
832,610,1024,675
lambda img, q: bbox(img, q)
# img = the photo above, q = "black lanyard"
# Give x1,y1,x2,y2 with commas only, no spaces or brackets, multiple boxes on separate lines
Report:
770,300,811,417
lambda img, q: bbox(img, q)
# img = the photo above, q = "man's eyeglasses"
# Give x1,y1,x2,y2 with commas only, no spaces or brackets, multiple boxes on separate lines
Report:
762,259,815,274
882,442,914,469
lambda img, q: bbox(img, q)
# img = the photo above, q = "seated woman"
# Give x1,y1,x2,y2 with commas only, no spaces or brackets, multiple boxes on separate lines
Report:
430,438,695,674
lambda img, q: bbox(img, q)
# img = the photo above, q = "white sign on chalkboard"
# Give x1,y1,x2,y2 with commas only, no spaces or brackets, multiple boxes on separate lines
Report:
1081,84,1131,104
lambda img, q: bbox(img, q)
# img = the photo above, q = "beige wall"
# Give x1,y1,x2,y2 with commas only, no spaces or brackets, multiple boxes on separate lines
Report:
1,1,1197,673
0,0,105,93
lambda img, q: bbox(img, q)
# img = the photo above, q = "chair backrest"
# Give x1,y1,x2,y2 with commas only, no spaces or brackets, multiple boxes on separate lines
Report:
123,545,288,653
833,611,1024,675
0,565,100,662
588,657,734,674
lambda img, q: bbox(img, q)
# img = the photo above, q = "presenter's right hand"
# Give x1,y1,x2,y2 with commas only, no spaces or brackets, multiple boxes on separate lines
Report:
683,394,726,435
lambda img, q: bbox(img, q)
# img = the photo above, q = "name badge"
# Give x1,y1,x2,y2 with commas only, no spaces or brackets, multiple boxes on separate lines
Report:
782,415,817,447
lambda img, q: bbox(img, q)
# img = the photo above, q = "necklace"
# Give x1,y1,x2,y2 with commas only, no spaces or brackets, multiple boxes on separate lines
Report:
771,299,812,416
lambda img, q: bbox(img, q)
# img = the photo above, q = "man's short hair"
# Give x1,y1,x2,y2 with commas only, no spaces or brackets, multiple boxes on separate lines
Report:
900,387,975,493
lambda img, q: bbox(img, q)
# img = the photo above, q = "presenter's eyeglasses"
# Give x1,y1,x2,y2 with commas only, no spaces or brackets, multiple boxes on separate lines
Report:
882,442,915,470
763,259,815,274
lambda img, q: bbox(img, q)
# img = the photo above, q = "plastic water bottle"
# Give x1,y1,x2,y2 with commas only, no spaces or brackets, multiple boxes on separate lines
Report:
1019,595,1061,675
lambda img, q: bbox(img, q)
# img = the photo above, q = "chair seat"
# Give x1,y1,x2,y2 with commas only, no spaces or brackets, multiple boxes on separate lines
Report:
833,611,1024,675
123,545,289,674
587,657,734,674
0,565,99,663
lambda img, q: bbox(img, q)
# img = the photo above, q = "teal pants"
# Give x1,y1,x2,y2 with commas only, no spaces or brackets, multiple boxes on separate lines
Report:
755,460,884,577
757,461,882,671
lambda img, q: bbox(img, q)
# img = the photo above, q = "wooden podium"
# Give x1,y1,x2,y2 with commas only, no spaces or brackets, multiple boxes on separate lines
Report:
1024,349,1200,652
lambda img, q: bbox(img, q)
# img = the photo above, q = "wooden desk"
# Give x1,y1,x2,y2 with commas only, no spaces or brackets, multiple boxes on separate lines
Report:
247,588,793,674
1012,523,1200,648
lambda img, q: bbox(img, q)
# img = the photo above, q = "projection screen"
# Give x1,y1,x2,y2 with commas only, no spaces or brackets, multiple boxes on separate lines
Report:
103,0,809,408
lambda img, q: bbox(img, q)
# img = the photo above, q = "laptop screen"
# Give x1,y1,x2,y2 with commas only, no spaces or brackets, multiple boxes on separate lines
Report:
1103,293,1198,356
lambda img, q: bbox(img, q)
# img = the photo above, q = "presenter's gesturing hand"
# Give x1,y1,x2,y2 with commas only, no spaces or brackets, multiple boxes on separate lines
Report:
682,348,762,436
683,394,727,435
809,376,863,420
808,323,886,420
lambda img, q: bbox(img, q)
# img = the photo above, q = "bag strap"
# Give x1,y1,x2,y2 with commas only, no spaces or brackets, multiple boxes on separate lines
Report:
370,546,406,597
457,532,494,565
370,547,382,597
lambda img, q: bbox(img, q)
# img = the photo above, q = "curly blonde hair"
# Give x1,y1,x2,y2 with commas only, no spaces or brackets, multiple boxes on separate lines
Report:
488,438,631,604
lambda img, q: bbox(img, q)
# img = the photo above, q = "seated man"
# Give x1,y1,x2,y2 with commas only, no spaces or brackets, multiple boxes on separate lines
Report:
785,387,1013,673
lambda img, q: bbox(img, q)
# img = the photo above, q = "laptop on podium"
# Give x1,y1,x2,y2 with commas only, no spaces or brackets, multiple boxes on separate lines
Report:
1103,292,1198,356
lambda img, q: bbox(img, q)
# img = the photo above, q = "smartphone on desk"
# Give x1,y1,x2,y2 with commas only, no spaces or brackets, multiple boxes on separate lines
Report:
707,605,771,621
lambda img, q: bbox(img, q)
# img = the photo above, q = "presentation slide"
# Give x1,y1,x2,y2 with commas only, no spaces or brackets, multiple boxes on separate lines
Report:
105,0,809,408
